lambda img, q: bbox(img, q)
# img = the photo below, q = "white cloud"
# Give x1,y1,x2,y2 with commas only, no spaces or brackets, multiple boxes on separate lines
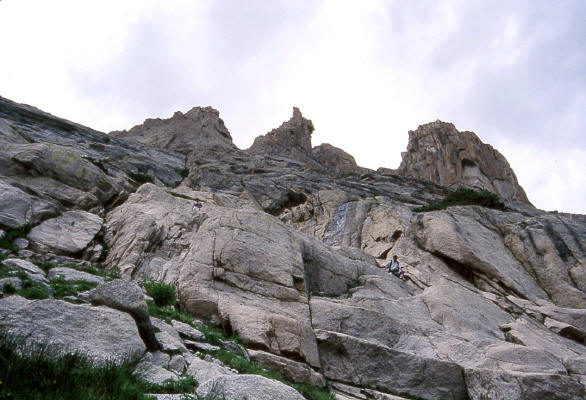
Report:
0,0,584,213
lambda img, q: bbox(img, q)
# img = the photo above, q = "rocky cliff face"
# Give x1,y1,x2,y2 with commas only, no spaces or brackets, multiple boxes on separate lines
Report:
111,106,236,155
0,97,584,400
398,120,531,203
248,107,315,161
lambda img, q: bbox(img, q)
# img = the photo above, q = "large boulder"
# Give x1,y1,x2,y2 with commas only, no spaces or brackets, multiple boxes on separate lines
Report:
196,374,305,400
0,296,146,364
48,266,104,284
27,210,102,255
315,330,468,400
0,179,59,228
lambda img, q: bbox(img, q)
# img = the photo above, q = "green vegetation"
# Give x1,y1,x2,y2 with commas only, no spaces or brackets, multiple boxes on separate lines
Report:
414,187,507,212
49,277,98,299
0,223,31,252
32,261,120,281
175,168,189,178
2,283,17,295
142,280,177,307
146,302,240,346
0,333,200,400
129,171,155,185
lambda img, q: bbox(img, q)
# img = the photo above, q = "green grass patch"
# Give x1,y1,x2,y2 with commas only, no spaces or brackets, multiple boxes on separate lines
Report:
146,303,239,346
0,332,200,400
414,187,506,212
175,168,189,178
17,285,50,300
0,264,14,279
50,277,98,299
2,282,17,295
142,280,176,307
0,223,31,252
32,261,120,281
147,302,193,325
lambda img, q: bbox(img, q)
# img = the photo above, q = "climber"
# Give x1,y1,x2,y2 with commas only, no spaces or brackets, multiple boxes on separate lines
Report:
387,255,400,276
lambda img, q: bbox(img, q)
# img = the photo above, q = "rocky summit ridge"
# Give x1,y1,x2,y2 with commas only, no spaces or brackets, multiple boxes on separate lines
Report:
0,95,584,400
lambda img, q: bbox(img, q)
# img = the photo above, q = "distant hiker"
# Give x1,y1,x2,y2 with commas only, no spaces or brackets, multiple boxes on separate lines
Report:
388,255,400,275
193,200,202,212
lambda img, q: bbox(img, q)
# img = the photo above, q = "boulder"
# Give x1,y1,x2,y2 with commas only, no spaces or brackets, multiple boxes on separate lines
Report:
133,360,178,385
151,318,187,354
171,319,205,341
28,211,102,255
168,354,186,373
0,179,59,228
90,279,161,351
48,266,104,284
313,143,361,175
196,374,305,400
12,238,29,250
248,349,325,386
184,341,219,352
3,258,46,276
3,258,48,284
186,355,235,384
0,297,146,364
315,330,468,400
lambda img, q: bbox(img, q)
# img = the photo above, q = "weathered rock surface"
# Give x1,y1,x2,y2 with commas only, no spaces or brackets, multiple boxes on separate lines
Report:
111,106,236,155
133,360,178,385
2,258,49,284
0,179,59,228
0,296,145,364
397,120,530,203
171,319,205,341
313,143,362,175
186,355,235,384
248,107,315,161
196,374,305,400
0,95,186,220
48,266,104,284
27,211,102,255
1,98,584,400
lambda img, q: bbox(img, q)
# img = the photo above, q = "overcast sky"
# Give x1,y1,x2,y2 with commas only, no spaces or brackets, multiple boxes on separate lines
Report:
1,0,584,213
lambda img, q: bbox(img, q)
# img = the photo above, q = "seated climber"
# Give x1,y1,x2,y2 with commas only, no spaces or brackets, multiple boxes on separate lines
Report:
387,255,400,276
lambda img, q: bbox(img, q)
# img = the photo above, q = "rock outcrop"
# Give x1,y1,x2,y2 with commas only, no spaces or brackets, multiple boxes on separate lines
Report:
312,143,362,175
248,107,315,161
397,120,531,203
0,97,584,400
111,106,236,155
